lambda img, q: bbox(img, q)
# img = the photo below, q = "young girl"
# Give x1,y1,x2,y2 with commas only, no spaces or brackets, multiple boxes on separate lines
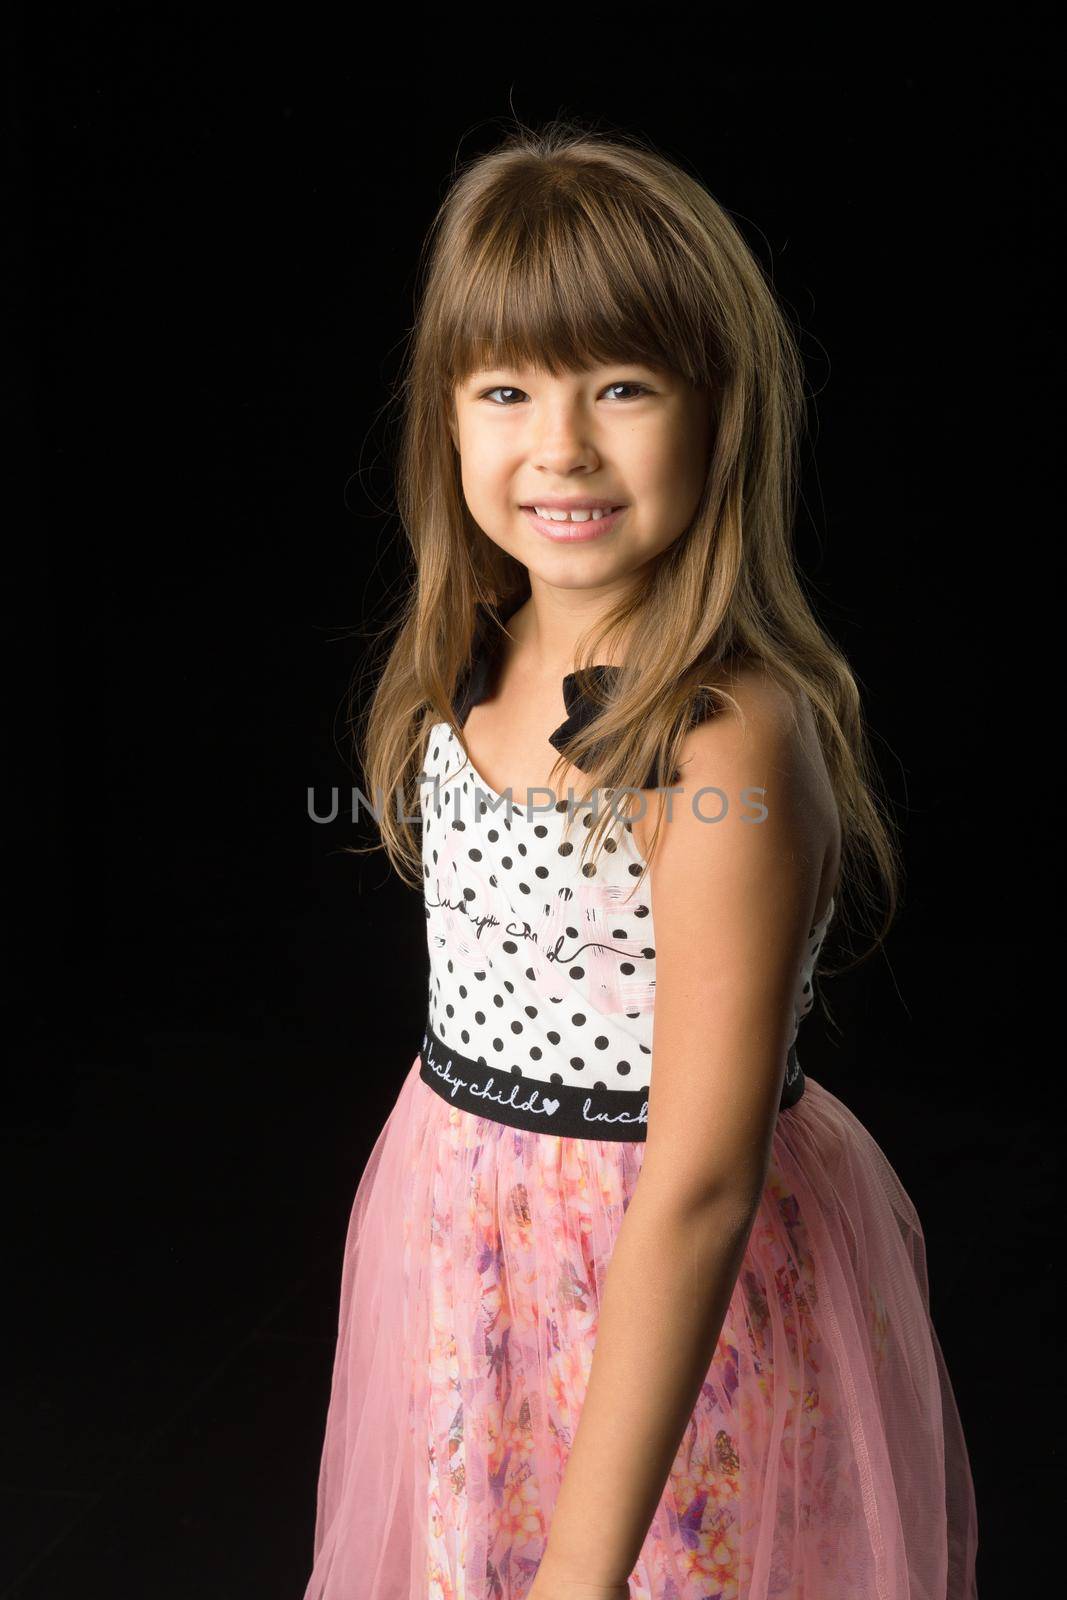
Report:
303,119,979,1600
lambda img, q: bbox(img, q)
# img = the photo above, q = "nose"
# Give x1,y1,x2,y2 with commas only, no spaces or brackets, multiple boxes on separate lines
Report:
530,401,601,476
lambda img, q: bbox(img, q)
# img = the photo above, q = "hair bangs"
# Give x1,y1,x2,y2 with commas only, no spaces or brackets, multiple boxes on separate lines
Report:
441,182,711,392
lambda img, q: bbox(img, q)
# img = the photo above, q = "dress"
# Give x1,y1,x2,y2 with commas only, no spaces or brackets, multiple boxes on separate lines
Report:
303,615,979,1600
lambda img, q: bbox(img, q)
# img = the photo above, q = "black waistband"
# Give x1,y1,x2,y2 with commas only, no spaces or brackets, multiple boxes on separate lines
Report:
417,1018,804,1140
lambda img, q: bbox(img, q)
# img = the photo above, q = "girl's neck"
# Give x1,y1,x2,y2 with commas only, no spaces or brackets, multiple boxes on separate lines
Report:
503,587,635,679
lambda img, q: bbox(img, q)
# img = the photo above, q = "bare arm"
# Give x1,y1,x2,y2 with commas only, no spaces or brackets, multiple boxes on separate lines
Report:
536,669,829,1588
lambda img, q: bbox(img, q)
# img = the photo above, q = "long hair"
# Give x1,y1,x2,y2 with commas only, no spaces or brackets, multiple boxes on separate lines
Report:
346,115,901,972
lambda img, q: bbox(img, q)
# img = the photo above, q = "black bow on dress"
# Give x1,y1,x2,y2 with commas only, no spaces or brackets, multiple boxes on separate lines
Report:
451,601,717,790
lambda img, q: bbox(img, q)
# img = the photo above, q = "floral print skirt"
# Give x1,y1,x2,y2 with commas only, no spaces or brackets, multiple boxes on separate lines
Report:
303,1056,978,1599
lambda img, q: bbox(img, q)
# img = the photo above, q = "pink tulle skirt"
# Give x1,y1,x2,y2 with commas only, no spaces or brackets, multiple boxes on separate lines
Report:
303,1056,978,1599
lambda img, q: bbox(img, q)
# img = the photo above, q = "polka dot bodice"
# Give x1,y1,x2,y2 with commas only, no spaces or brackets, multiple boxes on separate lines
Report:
417,719,834,1141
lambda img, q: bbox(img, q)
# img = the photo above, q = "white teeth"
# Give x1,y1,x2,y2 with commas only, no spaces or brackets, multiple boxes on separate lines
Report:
532,506,616,522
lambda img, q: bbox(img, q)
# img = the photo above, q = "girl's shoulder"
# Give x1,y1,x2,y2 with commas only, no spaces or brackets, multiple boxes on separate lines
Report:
635,658,837,875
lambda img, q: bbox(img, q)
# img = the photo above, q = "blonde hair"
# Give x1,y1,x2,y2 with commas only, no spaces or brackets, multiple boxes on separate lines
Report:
344,115,902,973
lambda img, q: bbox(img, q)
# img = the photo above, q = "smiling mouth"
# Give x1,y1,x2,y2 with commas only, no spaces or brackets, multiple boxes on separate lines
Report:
520,505,627,542
519,504,628,515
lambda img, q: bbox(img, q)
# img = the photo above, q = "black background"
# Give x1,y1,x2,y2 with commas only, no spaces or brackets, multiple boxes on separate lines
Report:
5,13,1058,1596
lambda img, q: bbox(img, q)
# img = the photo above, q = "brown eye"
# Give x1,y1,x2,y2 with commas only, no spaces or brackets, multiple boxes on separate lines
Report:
604,382,651,401
481,387,526,405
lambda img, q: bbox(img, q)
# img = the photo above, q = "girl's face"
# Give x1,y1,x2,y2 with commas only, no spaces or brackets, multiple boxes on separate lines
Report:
449,362,714,595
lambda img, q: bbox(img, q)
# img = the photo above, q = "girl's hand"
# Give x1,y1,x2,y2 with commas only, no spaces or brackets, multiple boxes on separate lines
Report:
527,1553,631,1600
